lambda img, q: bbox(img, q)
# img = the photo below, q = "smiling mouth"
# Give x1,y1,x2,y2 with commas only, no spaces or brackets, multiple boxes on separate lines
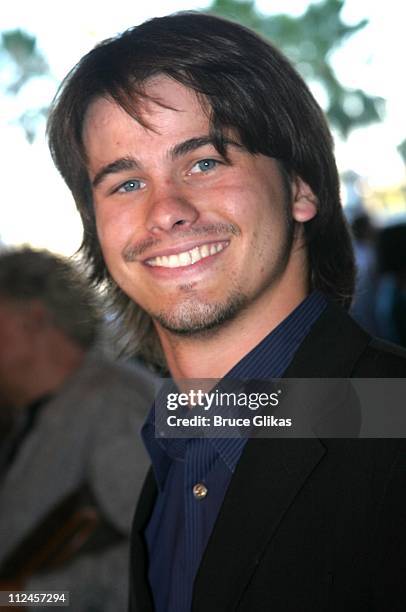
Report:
145,242,228,268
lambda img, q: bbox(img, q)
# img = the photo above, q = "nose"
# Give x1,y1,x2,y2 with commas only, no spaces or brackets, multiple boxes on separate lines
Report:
145,183,199,234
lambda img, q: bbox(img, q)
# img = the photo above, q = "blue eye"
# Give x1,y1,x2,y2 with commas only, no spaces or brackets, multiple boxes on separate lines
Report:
117,179,144,193
190,159,218,174
198,159,217,171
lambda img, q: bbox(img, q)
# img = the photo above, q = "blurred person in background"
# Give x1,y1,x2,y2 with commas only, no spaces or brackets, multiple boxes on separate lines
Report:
0,247,155,611
350,212,380,336
350,214,406,347
375,221,406,347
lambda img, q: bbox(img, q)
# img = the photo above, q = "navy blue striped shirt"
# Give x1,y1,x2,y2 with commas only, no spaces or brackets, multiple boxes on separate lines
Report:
142,291,327,612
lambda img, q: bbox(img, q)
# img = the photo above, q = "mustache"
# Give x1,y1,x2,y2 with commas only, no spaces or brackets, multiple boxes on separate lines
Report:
122,223,240,261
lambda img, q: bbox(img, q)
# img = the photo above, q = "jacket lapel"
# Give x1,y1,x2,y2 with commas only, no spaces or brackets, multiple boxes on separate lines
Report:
193,436,325,610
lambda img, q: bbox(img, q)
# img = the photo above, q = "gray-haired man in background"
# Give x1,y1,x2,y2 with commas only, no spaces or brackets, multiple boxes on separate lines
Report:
0,248,154,611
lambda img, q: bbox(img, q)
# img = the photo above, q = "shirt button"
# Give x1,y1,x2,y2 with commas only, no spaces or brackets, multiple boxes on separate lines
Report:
193,483,208,500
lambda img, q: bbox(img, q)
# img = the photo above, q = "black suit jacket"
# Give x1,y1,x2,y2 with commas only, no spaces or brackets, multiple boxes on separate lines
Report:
130,303,406,611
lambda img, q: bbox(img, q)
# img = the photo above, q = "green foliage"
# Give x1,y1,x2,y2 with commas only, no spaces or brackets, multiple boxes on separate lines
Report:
207,0,385,137
1,29,49,94
0,29,50,141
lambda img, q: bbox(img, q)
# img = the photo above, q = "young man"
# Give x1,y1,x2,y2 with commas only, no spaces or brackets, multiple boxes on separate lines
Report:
47,13,406,611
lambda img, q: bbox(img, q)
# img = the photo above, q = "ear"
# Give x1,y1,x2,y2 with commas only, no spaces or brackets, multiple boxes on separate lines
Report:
291,177,318,223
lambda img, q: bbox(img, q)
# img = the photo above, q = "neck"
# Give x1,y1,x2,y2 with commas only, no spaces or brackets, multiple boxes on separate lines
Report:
157,267,309,380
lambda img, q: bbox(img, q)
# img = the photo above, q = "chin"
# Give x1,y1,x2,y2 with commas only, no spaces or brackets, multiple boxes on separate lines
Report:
153,292,247,337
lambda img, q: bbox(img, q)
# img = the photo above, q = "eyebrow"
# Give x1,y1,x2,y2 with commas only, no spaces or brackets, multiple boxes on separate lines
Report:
91,135,241,188
169,135,240,159
92,157,139,189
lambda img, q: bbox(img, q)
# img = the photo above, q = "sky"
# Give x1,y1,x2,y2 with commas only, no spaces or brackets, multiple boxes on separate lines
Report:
1,0,405,254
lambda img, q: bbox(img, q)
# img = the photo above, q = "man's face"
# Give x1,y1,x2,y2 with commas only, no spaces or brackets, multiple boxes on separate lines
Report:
83,77,315,337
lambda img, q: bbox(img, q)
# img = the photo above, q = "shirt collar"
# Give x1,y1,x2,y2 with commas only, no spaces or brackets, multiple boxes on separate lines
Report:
142,290,327,487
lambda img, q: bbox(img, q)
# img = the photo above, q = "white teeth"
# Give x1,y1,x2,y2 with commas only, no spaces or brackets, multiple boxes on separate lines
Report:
190,247,200,264
179,251,192,266
146,242,227,268
200,244,209,258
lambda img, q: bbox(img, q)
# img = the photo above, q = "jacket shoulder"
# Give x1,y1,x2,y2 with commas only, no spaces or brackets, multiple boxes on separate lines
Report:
354,337,406,377
285,300,406,378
